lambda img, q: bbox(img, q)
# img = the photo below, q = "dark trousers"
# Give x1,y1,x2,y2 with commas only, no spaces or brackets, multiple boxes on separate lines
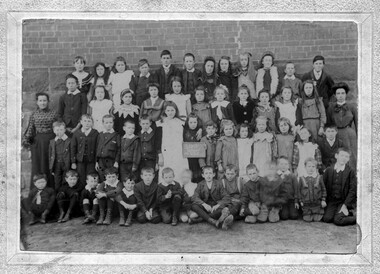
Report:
118,203,137,216
53,162,67,191
191,204,224,221
57,192,79,214
280,200,299,220
323,200,356,226
98,157,115,181
98,197,114,211
136,209,161,224
159,194,182,223
228,201,241,217
120,162,133,182
77,160,96,188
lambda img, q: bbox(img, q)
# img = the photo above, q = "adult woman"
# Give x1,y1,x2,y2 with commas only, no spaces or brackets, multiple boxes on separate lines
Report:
23,92,58,187
326,82,357,169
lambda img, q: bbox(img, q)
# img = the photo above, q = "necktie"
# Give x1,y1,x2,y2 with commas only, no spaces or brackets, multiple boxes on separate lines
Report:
36,190,42,205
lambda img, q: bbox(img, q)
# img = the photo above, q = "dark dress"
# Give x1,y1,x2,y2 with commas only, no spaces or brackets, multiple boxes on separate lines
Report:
76,73,94,95
217,71,238,102
183,127,203,182
113,104,140,136
232,100,255,125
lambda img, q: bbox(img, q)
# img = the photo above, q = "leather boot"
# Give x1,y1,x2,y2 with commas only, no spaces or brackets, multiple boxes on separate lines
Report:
29,212,38,225
57,203,65,223
62,209,71,222
207,217,218,228
103,209,112,225
82,210,91,224
40,210,49,224
216,207,230,228
119,209,125,226
125,211,133,226
89,204,99,222
96,203,105,225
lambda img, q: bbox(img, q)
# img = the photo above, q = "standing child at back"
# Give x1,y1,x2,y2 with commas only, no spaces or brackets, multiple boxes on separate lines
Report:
192,86,212,130
281,61,302,98
237,123,254,183
252,89,277,133
234,52,257,99
276,117,295,170
140,83,165,123
165,76,191,120
232,85,255,126
89,85,113,132
217,56,238,101
251,116,278,176
71,56,93,101
199,56,218,102
113,89,140,136
210,85,236,131
256,51,279,98
181,53,202,98
88,62,110,101
108,56,134,110
275,86,302,133
129,59,154,108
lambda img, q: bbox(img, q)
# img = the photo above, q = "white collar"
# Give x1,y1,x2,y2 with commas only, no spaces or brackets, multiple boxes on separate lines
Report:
123,134,135,139
114,104,139,118
334,163,345,173
337,101,346,106
163,64,171,70
211,100,229,108
102,128,115,134
85,185,96,192
313,69,322,75
239,100,248,107
55,134,68,141
81,127,92,135
67,89,80,95
186,68,195,73
141,127,153,134
277,170,290,176
122,188,134,198
206,180,213,188
150,97,158,104
305,172,318,178
284,75,296,80
161,181,176,187
140,72,151,78
326,138,336,145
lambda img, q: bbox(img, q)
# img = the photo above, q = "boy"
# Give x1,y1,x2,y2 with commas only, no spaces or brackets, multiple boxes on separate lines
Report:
139,83,165,122
302,55,335,110
56,170,81,223
134,167,161,224
220,165,244,220
120,120,141,181
71,114,99,190
179,169,201,224
322,148,357,226
153,49,181,99
295,158,327,222
138,114,162,172
277,156,299,220
181,53,202,96
281,61,302,98
96,114,120,181
198,121,218,172
80,172,99,224
317,124,344,171
27,174,55,225
58,74,88,134
129,59,155,107
191,166,233,230
239,164,261,223
116,174,138,226
96,167,123,225
49,121,71,191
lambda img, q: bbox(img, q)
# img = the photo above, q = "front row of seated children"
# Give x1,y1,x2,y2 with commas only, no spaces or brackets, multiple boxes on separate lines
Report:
26,147,356,229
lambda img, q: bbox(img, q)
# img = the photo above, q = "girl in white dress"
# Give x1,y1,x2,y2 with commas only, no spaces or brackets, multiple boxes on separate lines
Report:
275,86,302,134
88,85,112,132
165,76,191,120
157,101,189,183
237,123,254,183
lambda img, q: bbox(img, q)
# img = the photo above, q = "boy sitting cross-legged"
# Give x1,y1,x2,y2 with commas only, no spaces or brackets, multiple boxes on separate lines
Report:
239,164,261,224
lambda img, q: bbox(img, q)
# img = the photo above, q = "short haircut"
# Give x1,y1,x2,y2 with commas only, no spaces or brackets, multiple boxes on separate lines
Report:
141,167,155,175
123,172,137,183
86,172,99,180
202,166,215,174
183,52,195,61
336,147,351,155
81,113,93,122
138,58,149,67
66,74,79,84
205,121,217,129
105,167,118,176
147,82,160,90
162,167,174,177
304,157,317,166
33,174,47,183
53,121,66,129
324,124,338,131
312,55,325,64
285,61,295,67
160,49,172,58
246,163,258,172
139,114,152,122
35,92,50,102
102,114,114,122
225,164,238,173
123,119,136,127
74,56,86,65
65,170,79,178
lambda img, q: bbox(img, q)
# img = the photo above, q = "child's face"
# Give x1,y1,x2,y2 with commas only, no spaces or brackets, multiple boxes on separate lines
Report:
188,117,198,130
206,126,216,136
184,56,195,70
141,171,154,185
86,176,98,189
240,55,248,68
96,65,105,77
299,128,310,142
247,168,259,181
335,151,350,166
103,117,114,131
139,119,151,131
172,81,182,94
195,89,205,103
123,123,135,136
279,121,290,134
239,126,249,138
34,178,47,190
262,55,273,68
124,179,135,191
36,95,49,110
256,120,267,133
225,169,237,182
335,88,347,103
223,125,234,137
325,128,337,141
215,88,226,101
66,78,78,92
161,54,172,66
115,61,126,73
106,173,118,184
165,106,176,119
282,88,292,101
305,161,316,175
304,83,314,97
53,125,66,138
220,59,229,72
66,176,78,188
278,159,289,172
259,92,270,104
122,92,133,105
181,172,192,185
313,60,324,72
238,89,249,101
81,117,93,130
139,63,149,75
205,60,214,74
74,59,85,72
285,63,295,76
162,171,175,185
149,87,159,98
95,87,105,101
266,165,278,178
202,169,215,182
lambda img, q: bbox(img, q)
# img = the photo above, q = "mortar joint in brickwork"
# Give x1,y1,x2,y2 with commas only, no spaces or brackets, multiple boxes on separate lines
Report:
235,21,242,56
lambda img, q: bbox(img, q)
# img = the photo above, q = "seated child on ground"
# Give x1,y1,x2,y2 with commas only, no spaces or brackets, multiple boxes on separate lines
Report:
220,165,244,220
179,169,201,224
115,173,138,227
239,164,261,224
81,172,99,224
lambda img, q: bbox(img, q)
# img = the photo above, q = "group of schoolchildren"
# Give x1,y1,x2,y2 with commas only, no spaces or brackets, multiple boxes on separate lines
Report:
25,49,357,230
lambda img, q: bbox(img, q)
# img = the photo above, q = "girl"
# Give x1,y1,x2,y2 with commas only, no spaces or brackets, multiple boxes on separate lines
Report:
298,80,326,142
108,56,134,109
113,89,140,136
292,127,322,178
234,52,257,99
276,117,295,170
199,56,218,102
89,85,112,132
71,56,93,99
252,89,277,133
210,85,236,130
215,120,239,179
256,51,279,98
157,101,189,183
237,123,254,183
192,86,212,130
88,62,110,102
232,85,255,125
183,113,203,182
251,116,278,176
165,76,191,120
275,86,303,133
217,56,237,101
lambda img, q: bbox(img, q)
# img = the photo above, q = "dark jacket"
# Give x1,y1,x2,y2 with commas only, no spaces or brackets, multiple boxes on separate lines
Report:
156,181,183,207
301,70,334,110
192,179,231,207
198,135,218,168
296,175,326,205
71,129,99,163
129,71,155,107
96,132,121,162
317,137,345,170
27,187,55,212
181,68,202,96
96,181,123,198
138,127,162,161
49,138,71,171
210,102,236,125
153,65,181,99
240,179,261,210
120,136,141,170
134,180,159,212
58,91,88,128
259,175,288,207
